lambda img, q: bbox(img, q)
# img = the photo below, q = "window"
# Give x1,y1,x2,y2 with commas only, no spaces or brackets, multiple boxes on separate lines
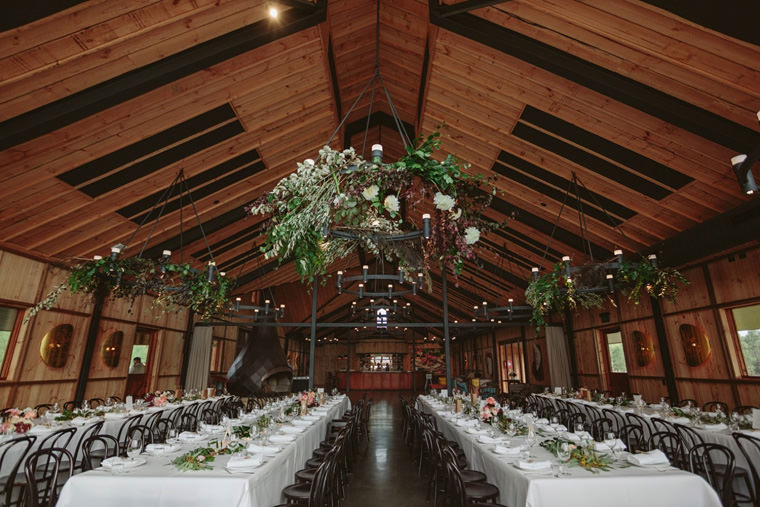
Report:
129,328,153,374
376,308,387,329
732,304,760,377
0,306,21,377
606,331,628,373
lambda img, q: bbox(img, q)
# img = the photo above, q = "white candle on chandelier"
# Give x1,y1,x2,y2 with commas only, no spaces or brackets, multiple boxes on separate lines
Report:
93,255,102,260
162,249,171,257
562,255,570,262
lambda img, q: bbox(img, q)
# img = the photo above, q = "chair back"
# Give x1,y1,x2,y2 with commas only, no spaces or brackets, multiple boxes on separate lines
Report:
24,448,73,507
732,432,760,506
689,442,735,507
126,424,154,451
87,398,105,409
71,420,104,472
650,417,676,434
201,408,219,425
678,398,697,409
602,408,626,434
702,401,728,414
591,417,614,441
648,430,681,465
38,427,77,452
33,405,53,417
179,412,198,432
0,435,37,507
81,434,119,471
732,405,758,415
153,418,175,443
62,401,77,411
116,413,144,452
620,423,647,454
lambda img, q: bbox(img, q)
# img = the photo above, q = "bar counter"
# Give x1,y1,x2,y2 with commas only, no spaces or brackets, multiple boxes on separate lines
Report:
336,371,427,390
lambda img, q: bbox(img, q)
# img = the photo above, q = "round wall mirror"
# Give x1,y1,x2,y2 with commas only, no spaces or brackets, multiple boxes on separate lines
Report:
631,330,655,367
101,330,123,368
678,323,712,367
40,324,73,368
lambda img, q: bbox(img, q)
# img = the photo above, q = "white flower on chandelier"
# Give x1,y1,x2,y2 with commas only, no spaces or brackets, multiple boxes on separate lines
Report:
464,227,480,244
384,195,400,214
434,192,455,211
362,185,379,201
450,208,462,220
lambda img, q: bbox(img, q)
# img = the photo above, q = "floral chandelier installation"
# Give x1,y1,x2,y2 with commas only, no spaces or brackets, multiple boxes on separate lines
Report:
245,130,501,285
522,174,688,327
25,171,234,323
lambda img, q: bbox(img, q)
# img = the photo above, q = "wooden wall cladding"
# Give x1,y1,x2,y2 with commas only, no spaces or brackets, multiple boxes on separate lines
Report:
572,329,599,377
84,378,127,401
661,266,710,314
736,383,760,408
708,249,760,305
675,380,735,408
0,251,44,303
157,330,184,379
37,265,93,315
628,377,668,402
11,380,76,408
525,336,550,386
618,293,654,322
90,320,136,378
18,312,89,382
664,310,729,380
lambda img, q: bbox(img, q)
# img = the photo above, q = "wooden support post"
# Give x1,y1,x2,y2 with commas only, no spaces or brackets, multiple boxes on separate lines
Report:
179,310,196,389
650,297,679,402
308,278,318,390
74,287,107,404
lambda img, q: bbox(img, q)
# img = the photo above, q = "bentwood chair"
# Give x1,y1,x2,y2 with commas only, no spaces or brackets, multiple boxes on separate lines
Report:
0,435,37,507
115,414,143,454
81,434,119,471
648,430,681,465
732,432,760,507
70,420,104,474
703,401,729,414
689,443,736,507
125,425,154,452
23,448,73,507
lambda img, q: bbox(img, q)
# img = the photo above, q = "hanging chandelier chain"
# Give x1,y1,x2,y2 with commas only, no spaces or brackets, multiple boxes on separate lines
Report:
135,170,184,258
179,172,217,268
572,173,594,263
540,177,572,264
574,174,630,245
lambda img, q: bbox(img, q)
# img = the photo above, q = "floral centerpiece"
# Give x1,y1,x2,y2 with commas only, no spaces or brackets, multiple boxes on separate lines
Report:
299,391,318,408
480,397,499,423
145,391,173,407
1,408,37,434
541,438,613,473
246,128,501,282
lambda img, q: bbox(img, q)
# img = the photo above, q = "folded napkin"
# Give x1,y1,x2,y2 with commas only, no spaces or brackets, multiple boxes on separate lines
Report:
739,429,760,437
101,456,146,469
517,459,552,471
599,404,614,409
178,431,207,442
224,418,244,426
292,420,313,427
301,415,320,421
247,444,281,455
281,426,305,434
70,416,100,426
478,435,501,444
562,431,591,442
466,427,489,435
700,423,728,431
593,439,626,452
627,449,669,466
199,424,224,433
494,445,524,456
270,434,295,443
535,418,549,425
145,443,181,455
667,416,691,425
27,425,53,434
147,406,164,412
226,454,263,469
104,412,127,420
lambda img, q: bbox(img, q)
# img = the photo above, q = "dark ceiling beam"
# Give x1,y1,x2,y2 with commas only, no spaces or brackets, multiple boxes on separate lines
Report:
429,9,758,153
0,1,328,151
433,0,512,18
343,111,416,151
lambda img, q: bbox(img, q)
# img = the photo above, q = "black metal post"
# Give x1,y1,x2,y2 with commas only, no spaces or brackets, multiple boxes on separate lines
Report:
650,296,679,402
442,269,452,392
179,310,196,389
308,277,318,390
491,329,499,385
74,286,108,404
345,334,351,394
563,309,579,387
411,329,417,395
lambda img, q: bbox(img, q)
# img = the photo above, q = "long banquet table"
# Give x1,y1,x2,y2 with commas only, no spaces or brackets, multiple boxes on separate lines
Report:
418,396,721,507
56,395,350,507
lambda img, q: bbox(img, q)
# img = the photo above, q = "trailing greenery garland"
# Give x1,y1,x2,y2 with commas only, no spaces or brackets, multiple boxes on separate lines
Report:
246,128,502,283
24,256,234,323
525,257,688,327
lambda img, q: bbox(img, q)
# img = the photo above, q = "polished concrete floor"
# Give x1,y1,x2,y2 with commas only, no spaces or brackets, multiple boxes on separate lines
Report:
342,390,429,507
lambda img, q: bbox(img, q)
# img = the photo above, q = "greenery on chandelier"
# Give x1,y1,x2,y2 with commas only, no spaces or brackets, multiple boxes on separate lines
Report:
246,128,502,283
525,256,688,327
24,256,235,323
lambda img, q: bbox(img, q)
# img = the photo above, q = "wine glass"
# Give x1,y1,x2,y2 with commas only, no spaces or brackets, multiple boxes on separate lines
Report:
167,428,178,444
550,416,559,427
574,422,585,435
603,431,616,453
127,436,142,461
505,422,517,438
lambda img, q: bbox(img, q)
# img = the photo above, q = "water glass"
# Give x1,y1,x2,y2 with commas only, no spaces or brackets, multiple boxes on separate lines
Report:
167,428,178,444
127,437,142,460
603,431,616,452
550,416,559,426
574,423,585,434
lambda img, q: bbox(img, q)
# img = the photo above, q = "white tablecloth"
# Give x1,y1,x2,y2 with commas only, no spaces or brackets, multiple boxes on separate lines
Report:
418,396,721,507
56,395,350,507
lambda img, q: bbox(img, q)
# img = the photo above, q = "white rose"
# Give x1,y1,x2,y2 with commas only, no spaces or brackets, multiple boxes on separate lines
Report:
362,185,379,201
434,192,455,211
384,195,400,213
450,208,462,220
464,227,480,244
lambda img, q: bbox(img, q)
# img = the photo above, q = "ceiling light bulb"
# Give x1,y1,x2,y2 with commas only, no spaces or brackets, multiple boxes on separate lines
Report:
269,6,278,18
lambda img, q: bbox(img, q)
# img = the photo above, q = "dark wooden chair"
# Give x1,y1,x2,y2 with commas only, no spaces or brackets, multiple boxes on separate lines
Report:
678,398,697,409
23,448,73,507
81,434,119,471
126,424,154,452
0,435,37,507
732,405,758,415
115,413,143,455
732,432,760,507
620,423,647,454
71,420,104,474
32,404,53,417
648,430,681,465
62,401,77,411
590,417,614,442
87,398,105,409
602,408,627,434
689,443,735,507
153,418,175,443
702,401,728,414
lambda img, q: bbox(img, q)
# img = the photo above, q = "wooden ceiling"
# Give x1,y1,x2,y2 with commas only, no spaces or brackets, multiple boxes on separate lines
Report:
1,0,759,333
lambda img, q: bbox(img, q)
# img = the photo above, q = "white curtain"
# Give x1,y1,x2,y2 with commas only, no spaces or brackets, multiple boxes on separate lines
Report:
545,326,572,388
185,326,213,391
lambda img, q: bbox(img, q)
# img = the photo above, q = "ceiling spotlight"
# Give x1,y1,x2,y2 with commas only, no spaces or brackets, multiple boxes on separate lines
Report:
731,154,758,195
269,6,278,18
